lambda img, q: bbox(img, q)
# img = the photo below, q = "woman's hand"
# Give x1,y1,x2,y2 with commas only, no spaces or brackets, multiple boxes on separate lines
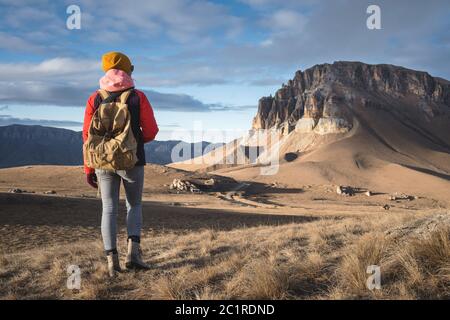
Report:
86,173,98,189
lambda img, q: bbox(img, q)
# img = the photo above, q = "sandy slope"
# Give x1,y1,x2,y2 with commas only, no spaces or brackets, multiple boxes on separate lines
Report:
170,103,450,202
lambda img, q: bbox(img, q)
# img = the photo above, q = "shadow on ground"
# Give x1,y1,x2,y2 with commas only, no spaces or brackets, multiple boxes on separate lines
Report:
0,192,320,233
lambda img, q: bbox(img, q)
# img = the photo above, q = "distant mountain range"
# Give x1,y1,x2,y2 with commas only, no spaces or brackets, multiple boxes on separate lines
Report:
0,124,222,168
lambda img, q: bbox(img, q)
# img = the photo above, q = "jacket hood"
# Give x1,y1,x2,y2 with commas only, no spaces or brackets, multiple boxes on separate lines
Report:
99,69,135,92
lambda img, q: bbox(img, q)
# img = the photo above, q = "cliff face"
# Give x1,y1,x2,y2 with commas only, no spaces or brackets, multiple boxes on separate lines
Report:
170,61,450,183
252,61,450,135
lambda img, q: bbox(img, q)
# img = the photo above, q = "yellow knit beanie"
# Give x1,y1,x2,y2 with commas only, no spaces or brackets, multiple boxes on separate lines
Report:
102,52,132,74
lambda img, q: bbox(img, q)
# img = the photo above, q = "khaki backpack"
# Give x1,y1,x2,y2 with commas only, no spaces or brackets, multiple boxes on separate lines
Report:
83,89,138,171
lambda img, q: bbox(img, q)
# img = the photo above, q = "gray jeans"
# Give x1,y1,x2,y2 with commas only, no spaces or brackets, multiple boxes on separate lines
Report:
95,165,144,251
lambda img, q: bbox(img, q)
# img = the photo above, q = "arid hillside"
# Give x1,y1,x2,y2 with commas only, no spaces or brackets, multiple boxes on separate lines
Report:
0,164,448,299
170,62,450,202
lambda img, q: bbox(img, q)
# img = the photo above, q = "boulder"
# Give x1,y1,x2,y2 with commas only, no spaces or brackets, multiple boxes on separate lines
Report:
389,193,416,201
336,185,354,196
169,179,201,193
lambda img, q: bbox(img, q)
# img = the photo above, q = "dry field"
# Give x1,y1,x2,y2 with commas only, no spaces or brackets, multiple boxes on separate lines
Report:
0,165,449,300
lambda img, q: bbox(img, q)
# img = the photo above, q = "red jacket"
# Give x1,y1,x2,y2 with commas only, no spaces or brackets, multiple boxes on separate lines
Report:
82,89,159,174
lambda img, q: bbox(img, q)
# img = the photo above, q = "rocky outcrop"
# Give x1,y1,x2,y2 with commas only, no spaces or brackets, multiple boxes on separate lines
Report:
252,61,450,134
169,179,201,193
385,214,450,239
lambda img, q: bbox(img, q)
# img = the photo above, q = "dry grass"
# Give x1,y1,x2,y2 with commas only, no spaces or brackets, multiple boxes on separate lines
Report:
387,228,450,299
333,226,450,299
0,210,448,300
337,233,390,298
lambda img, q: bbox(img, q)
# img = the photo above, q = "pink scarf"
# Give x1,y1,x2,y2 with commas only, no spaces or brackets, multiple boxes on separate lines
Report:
99,69,135,92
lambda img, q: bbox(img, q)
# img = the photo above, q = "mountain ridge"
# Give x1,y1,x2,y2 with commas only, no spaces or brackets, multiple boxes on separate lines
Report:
0,124,221,168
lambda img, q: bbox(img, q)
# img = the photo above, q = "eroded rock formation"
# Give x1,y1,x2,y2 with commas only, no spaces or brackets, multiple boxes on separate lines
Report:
252,61,450,135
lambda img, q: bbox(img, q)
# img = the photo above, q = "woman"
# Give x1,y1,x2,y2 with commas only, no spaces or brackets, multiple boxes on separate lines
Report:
82,52,159,277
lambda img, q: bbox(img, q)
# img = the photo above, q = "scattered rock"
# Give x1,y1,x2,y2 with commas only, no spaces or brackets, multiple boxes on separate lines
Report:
386,214,450,239
336,185,354,196
365,190,372,197
383,204,391,211
170,202,182,206
284,152,298,162
389,193,416,201
8,188,35,194
169,179,201,193
204,178,215,186
80,194,95,198
43,190,56,195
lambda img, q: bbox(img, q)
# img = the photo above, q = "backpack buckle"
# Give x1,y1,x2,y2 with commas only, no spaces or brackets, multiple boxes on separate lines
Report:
104,131,113,141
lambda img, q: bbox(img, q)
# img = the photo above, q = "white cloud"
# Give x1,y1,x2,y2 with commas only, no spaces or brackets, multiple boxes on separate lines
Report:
240,0,318,9
0,0,449,104
219,0,450,81
260,39,273,47
258,9,308,37
0,58,241,111
0,58,99,83
76,0,240,43
3,6,56,29
240,0,271,5
0,32,43,53
269,10,307,32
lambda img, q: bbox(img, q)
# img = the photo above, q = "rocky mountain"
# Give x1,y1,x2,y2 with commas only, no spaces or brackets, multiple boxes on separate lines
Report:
252,61,450,137
0,125,220,168
170,61,450,200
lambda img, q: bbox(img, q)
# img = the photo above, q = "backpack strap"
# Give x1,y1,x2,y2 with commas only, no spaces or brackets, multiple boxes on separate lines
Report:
96,88,134,106
98,89,109,101
119,90,132,104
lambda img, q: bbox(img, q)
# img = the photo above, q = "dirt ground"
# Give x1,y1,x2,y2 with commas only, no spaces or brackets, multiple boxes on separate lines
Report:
0,165,449,299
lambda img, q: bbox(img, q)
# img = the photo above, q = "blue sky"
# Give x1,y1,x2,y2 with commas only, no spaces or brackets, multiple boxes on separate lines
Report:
0,0,449,142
